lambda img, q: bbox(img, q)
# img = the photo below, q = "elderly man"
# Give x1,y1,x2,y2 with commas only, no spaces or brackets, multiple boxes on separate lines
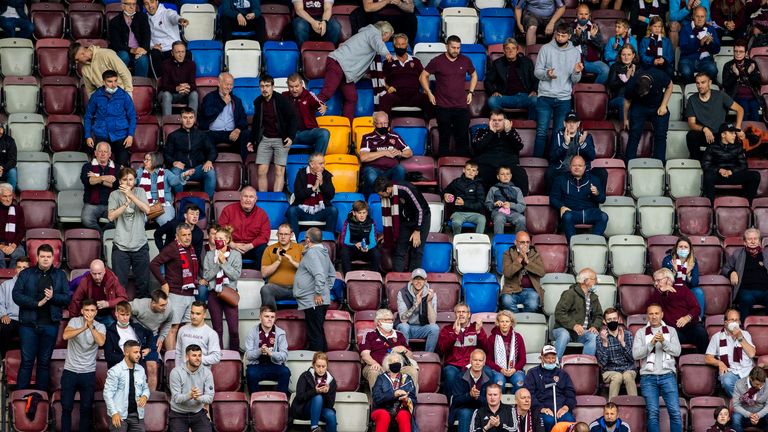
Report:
373,177,430,272
553,268,602,359
623,66,673,162
524,345,577,431
164,107,217,200
704,308,756,396
144,0,189,77
486,38,538,117
155,204,204,260
501,232,545,313
109,0,151,77
359,111,413,196
294,228,336,352
596,308,637,401
158,41,197,116
80,142,118,233
84,70,137,169
650,267,708,353
632,303,683,432
260,224,303,309
702,123,761,204
360,308,418,390
0,183,24,268
396,268,439,352
550,155,608,241
510,387,546,432
68,259,128,327
732,367,768,432
437,302,485,399
70,43,134,97
0,257,29,359
722,40,762,122
218,186,271,269
200,72,250,156
284,74,329,154
678,7,721,84
287,153,337,235
379,34,429,116
450,349,495,432
0,127,18,191
686,72,745,160
725,228,768,319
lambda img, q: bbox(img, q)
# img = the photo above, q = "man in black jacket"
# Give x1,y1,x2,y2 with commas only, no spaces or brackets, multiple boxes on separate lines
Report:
250,74,298,192
164,107,218,199
471,111,529,194
469,384,522,432
0,0,33,39
374,177,430,272
287,153,337,236
722,40,762,122
443,160,486,235
109,0,151,77
485,38,538,120
450,349,494,432
0,127,18,191
103,301,153,368
200,72,250,159
702,123,761,204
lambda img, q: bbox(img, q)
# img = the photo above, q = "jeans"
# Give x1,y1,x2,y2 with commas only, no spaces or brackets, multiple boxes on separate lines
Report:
608,96,625,121
292,17,341,49
584,60,610,84
455,408,477,432
732,411,768,432
207,291,240,351
561,208,609,240
340,245,381,274
302,395,337,432
491,209,526,235
110,412,144,432
736,288,768,319
305,304,328,352
116,50,149,78
542,411,576,431
552,327,597,359
442,365,462,398
0,243,25,268
396,322,440,352
640,373,683,432
487,93,538,120
294,128,331,155
735,97,761,122
112,244,150,300
169,409,213,432
81,203,109,233
627,103,670,161
196,283,209,302
0,319,20,358
362,165,406,196
449,211,486,235
61,370,96,432
435,107,470,157
95,314,116,328
159,91,199,117
691,286,705,320
0,17,33,38
170,165,216,200
246,362,291,395
18,324,58,391
719,371,740,397
678,56,718,84
703,169,761,204
491,370,526,394
286,206,338,236
500,288,540,313
535,96,571,158
3,167,17,192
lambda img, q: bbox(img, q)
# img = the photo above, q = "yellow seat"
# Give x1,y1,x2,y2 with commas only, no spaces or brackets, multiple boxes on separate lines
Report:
317,116,351,155
325,154,360,193
351,116,373,152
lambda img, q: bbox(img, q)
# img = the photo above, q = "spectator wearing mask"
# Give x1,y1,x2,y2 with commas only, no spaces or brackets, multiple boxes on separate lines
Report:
596,308,637,401
524,345,577,431
571,5,609,84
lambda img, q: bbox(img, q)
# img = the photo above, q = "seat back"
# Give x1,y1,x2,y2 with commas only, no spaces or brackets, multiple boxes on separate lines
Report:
189,40,223,77
414,393,449,432
714,196,751,238
479,8,515,45
541,273,576,316
69,3,105,40
41,76,78,116
617,274,655,315
532,234,568,273
225,39,262,79
300,41,334,80
637,196,675,237
574,395,608,424
441,8,479,44
666,159,703,199
600,196,636,236
679,354,716,397
676,196,713,236
8,113,45,152
262,41,298,78
345,270,383,311
608,235,646,276
327,350,361,392
324,154,359,193
561,354,599,395
180,3,216,41
628,158,665,198
524,195,558,235
453,233,491,274
516,312,548,354
317,116,351,156
36,38,71,78
462,273,499,313
19,190,56,229
0,38,34,77
570,234,608,275
689,235,723,275
699,275,732,315
10,390,49,432
213,153,243,191
613,395,646,432
211,392,249,432
592,158,627,196
324,309,352,351
48,115,84,153
689,396,728,432
17,152,51,191
31,4,67,39
422,233,453,273
250,392,289,432
335,392,370,432
261,4,291,41
285,350,314,393
64,228,102,270
3,76,39,115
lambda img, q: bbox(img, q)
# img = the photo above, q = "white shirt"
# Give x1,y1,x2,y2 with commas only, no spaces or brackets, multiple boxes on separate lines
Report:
706,329,755,378
116,324,139,351
147,4,182,52
1,8,20,19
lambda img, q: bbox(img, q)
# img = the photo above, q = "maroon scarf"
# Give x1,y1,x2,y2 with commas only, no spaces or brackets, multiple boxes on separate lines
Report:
299,167,324,214
747,246,762,258
719,332,743,367
741,383,761,406
177,241,198,291
674,263,688,288
89,158,116,204
647,34,665,59
2,204,17,243
381,186,401,250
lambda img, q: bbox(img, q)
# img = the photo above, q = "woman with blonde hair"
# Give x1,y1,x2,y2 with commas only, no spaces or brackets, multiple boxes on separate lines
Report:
483,310,527,394
290,352,338,432
371,351,418,432
638,16,674,77
202,225,242,350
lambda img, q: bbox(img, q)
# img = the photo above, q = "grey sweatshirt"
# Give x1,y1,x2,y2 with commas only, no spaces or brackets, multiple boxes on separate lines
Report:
534,39,582,99
329,24,391,83
202,248,243,291
485,182,526,214
733,376,768,418
130,297,172,339
175,323,221,367
632,324,681,376
245,324,289,366
293,244,336,310
169,362,215,414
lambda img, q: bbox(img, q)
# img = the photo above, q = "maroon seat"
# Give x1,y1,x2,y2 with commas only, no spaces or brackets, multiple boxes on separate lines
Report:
689,396,728,432
487,44,504,62
36,38,71,77
679,354,716,397
19,190,56,229
331,5,357,42
561,354,599,395
468,81,487,118
688,235,723,275
31,3,66,39
194,77,218,112
47,115,84,153
244,154,278,191
93,391,110,432
327,350,361,392
213,190,240,220
10,389,48,432
4,349,33,386
412,352,441,393
132,77,155,117
619,128,653,159
705,315,724,338
384,272,411,312
211,392,249,432
613,395,646,432
573,84,608,120
346,270,383,312
520,157,548,195
524,196,558,235
699,275,732,316
300,41,334,80
250,391,289,432
675,196,712,236
400,156,437,187
512,119,537,157
262,4,291,41
574,395,607,424
437,156,469,191
64,228,101,270
324,309,352,351
161,114,182,143
748,159,768,197
428,272,461,313
41,76,77,116
714,196,751,238
55,319,68,349
48,349,67,392
354,310,377,345
592,158,626,196
213,153,243,191
723,236,744,261
647,235,679,269
754,55,768,85
532,234,568,273
525,44,542,64
105,3,123,31
752,197,768,237
144,392,170,432
617,274,655,315
276,309,307,350
659,397,688,432
745,316,768,356
68,3,105,40
211,350,244,392
414,393,448,432
582,120,616,158
26,228,63,267
132,117,160,153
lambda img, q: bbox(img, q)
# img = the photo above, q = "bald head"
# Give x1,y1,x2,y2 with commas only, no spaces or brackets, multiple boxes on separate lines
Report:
90,259,106,284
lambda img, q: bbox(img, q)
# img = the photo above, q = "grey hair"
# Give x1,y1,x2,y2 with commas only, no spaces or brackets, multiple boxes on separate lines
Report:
744,228,761,241
576,268,596,284
146,152,164,171
0,183,13,196
381,352,403,372
392,33,408,43
653,267,675,284
373,111,389,123
375,308,394,325
95,141,111,153
309,152,324,163
176,222,194,234
374,21,395,36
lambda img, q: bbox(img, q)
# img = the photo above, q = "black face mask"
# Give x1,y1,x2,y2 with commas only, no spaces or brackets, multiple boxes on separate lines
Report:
389,362,402,373
376,127,389,135
604,420,617,427
394,47,408,57
556,39,569,47
607,321,620,331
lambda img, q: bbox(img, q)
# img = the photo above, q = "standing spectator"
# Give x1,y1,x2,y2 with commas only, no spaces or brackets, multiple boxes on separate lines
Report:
158,42,197,116
638,17,675,78
724,228,768,319
287,153,338,234
686,73,745,160
707,406,736,432
0,0,33,38
373,177,430,272
371,352,418,432
361,0,416,43
108,167,151,299
379,34,430,116
485,38,538,118
632,304,683,432
359,112,413,196
218,186,271,269
515,0,566,47
607,46,637,121
679,7,721,84
549,156,608,240
84,70,137,169
130,289,173,390
702,123,760,204
154,204,204,261
0,127,18,191
168,344,214,432
712,0,751,40
175,301,221,367
103,340,151,432
69,259,128,327
589,403,632,432
443,160,486,235
571,5,609,85
144,0,189,78
260,223,303,309
704,308,756,396
730,367,768,432
420,35,477,158
164,107,217,200
103,301,153,368
70,43,134,96
109,0,151,77
596,308,637,401
340,200,380,274
547,112,607,190
360,309,419,389
396,268,439,352
292,0,340,48
290,352,339,432
0,183,23,268
507,387,546,432
623,66,673,161
294,228,336,352
534,24,583,158
245,305,291,395
318,22,393,122
81,142,118,234
202,225,242,352
200,73,250,158
485,166,526,235
524,345,577,431
219,0,265,42
251,74,297,191
650,267,708,353
284,74,329,154
662,237,705,319
501,232,545,313
471,111,529,194
136,152,178,226
450,349,494,432
484,310,527,393
0,257,28,359
436,303,485,400
553,268,603,359
61,299,107,432
722,40,762,121
604,19,638,65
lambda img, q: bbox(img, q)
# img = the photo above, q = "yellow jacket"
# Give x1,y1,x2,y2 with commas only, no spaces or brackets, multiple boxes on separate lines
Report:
81,46,133,97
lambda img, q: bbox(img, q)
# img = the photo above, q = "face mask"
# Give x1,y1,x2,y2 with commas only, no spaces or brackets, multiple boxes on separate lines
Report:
215,240,226,249
578,19,589,25
604,420,617,427
542,362,557,370
117,320,130,328
375,127,388,135
607,321,620,331
389,362,402,373
677,248,690,259
380,322,394,332
124,11,136,17
728,321,740,332
105,87,117,94
394,47,408,57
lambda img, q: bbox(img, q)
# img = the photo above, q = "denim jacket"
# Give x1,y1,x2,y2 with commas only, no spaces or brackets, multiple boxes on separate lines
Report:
103,360,151,420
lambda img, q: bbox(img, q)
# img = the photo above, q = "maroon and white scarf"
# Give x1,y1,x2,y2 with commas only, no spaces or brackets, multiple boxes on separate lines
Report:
139,168,165,205
381,186,400,249
298,167,325,215
89,158,116,203
213,248,231,292
719,330,743,368
674,259,688,288
492,328,518,370
3,204,16,241
692,22,712,57
177,241,198,291
515,412,534,432
370,56,387,110
741,382,762,406
647,34,665,59
644,321,674,371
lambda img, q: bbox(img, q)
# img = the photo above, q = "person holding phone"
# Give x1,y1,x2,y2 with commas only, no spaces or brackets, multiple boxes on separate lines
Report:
260,224,304,310
371,352,418,432
290,352,338,432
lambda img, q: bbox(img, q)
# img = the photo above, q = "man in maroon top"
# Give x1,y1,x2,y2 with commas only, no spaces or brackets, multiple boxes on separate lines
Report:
436,302,487,400
359,111,413,195
379,33,430,117
650,267,708,353
420,35,478,157
284,73,330,155
158,41,197,117
291,0,341,48
218,186,271,270
360,308,418,390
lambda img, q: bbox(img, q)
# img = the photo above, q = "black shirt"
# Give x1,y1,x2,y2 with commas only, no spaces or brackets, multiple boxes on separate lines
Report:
625,66,671,107
741,252,768,292
36,267,53,326
128,366,137,414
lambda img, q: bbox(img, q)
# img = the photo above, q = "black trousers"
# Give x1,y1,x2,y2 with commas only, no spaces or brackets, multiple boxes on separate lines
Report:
675,323,709,353
392,224,429,272
686,130,709,161
207,129,252,161
702,169,761,203
436,107,470,157
0,319,20,358
220,14,266,43
169,409,212,432
304,304,328,352
340,244,381,274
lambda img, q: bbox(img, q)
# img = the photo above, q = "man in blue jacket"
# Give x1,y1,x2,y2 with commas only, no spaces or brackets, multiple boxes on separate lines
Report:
678,6,721,84
524,345,577,432
549,155,607,241
199,72,250,160
83,70,137,169
0,0,34,39
11,244,71,391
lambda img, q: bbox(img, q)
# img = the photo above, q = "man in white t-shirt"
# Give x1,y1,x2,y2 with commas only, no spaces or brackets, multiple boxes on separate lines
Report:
705,308,756,397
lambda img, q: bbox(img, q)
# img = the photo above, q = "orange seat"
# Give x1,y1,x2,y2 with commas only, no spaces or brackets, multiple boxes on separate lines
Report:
325,154,359,193
352,116,374,152
318,116,351,155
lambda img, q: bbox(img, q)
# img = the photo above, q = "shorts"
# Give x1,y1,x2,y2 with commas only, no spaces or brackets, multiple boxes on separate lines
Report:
255,137,289,166
169,293,195,325
523,11,555,31
144,333,160,362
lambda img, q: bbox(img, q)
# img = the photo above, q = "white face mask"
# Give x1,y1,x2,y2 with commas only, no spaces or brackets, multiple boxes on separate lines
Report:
105,87,117,94
727,321,740,332
124,11,136,17
380,322,394,332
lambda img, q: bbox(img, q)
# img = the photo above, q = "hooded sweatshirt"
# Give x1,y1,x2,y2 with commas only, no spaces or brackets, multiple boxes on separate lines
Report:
396,282,437,326
293,244,336,310
534,39,582,99
169,361,215,414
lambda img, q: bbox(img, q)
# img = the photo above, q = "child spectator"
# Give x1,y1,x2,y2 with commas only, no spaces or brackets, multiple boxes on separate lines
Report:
604,19,638,65
485,166,526,235
707,406,736,432
340,200,380,274
443,160,487,235
572,4,609,84
639,16,675,78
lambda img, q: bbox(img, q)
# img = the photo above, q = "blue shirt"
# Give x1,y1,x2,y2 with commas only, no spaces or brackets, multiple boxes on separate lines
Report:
209,99,236,131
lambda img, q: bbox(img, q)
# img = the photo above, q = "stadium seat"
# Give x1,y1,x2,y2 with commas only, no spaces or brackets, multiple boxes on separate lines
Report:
705,315,724,337
57,190,84,223
64,228,101,270
437,156,469,191
0,38,31,78
617,274,655,315
666,159,703,199
513,312,548,354
619,128,653,159
9,389,49,432
412,352,441,393
317,116,351,156
600,196,636,236
570,234,608,275
608,235,646,276
745,316,768,356
415,8,441,43
423,192,444,233
479,8,514,45
422,233,453,273
9,113,44,153
131,77,155,117
17,152,51,191
19,190,56,229
461,44,487,81
392,117,428,156
659,398,689,432
594,274,617,311
325,154,359,193
453,233,491,274
442,8,479,44
645,236,677,271
354,81,375,118
31,3,66,39
492,233,516,273
573,84,608,121
276,309,307,350
335,392,370,432
326,351,361,392
583,121,616,158
330,4,356,42
637,196,675,237
541,273,576,316
322,310,352,351
47,115,84,153
131,117,160,154
628,158,665,199
666,126,689,161
699,275,731,316
41,76,79,116
689,397,728,432
261,4,291,41
255,192,288,229
753,197,768,237
414,42,446,69
519,157,548,196
532,234,568,273
749,159,768,198
210,351,243,392
26,228,62,267
300,41,334,81
211,392,249,432
574,395,607,424
188,40,223,78
212,191,239,221
688,235,723,275
462,273,499,313
285,350,314,393
68,3,105,40
3,76,39,114
666,86,685,123
714,196,751,238
385,272,411,312
591,158,626,196
675,196,712,236
250,392,288,432
212,153,243,191
346,271,383,311
678,353,716,397
225,40,262,79
354,310,377,345
284,154,310,195
351,116,373,152
367,194,383,234
612,395,646,432
232,77,260,116
142,392,170,432
524,196,558,235
400,156,437,188
427,272,461,312
173,191,210,229
262,41,298,78
331,192,364,233
180,3,216,41
415,393,449,432
36,38,71,78
561,354,599,395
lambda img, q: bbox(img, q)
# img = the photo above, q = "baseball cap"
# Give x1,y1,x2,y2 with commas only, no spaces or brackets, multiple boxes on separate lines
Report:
411,268,427,280
564,111,579,123
718,123,740,134
541,345,557,355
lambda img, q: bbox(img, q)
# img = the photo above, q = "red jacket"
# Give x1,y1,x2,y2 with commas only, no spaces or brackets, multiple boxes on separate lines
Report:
217,203,271,248
437,323,487,369
283,88,321,131
68,269,127,317
649,287,701,329
483,327,527,372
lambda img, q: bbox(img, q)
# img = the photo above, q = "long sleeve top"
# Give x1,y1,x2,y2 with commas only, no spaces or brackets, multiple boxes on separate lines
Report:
328,24,391,83
595,328,636,373
169,363,214,413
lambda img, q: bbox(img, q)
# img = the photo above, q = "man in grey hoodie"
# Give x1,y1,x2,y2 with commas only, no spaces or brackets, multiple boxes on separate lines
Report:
533,23,583,159
294,227,336,352
732,367,768,432
169,344,214,432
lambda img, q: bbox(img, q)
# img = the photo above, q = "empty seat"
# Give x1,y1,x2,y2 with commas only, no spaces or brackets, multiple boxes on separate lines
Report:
180,3,216,41
541,273,576,316
628,158,665,198
3,76,39,115
479,8,515,45
714,196,751,238
492,233,516,273
637,196,675,237
608,235,646,276
36,38,71,78
415,8,441,43
524,195,558,235
462,273,499,313
48,115,84,153
699,275,731,316
31,4,66,39
617,274,655,315
392,117,428,156
573,84,608,121
561,354,599,395
213,153,243,191
422,233,453,273
57,190,84,223
516,312,548,355
132,77,155,117
453,233,491,274
211,392,249,432
17,152,51,191
585,121,617,158
570,234,608,275
255,192,288,229
68,3,105,40
412,352,441,393
300,41,334,80
676,196,713,236
745,316,768,356
225,40,262,79
41,76,78,116
0,38,34,77
19,190,56,229
335,392,370,432
574,395,608,424
594,274,617,310
250,392,289,432
64,228,101,270
317,116,351,156
532,234,568,273
346,270,383,311
666,159,703,199
324,154,359,193
263,41,298,78
399,156,437,188
414,42,446,70
442,8,479,44
600,196,636,236
613,395,646,432
8,113,45,152
261,4,291,41
592,158,627,196
188,40,223,78
414,393,448,432
689,235,723,275
647,235,678,270
461,44,487,81
428,272,461,313
52,151,88,192
520,157,549,195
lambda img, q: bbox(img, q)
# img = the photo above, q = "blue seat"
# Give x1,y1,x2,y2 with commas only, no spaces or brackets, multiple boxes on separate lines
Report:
392,126,428,156
332,192,366,233
188,40,223,78
263,41,299,78
161,2,178,11
180,0,208,4
422,240,452,273
415,13,441,43
286,154,310,194
479,8,515,45
492,234,516,273
256,192,289,229
462,273,499,313
233,77,260,116
462,44,487,81
297,230,336,242
367,194,384,234
308,79,342,117
438,0,469,7
355,81,375,118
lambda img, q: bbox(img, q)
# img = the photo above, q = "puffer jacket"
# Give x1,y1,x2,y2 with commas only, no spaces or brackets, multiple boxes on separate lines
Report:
443,174,486,213
702,141,748,173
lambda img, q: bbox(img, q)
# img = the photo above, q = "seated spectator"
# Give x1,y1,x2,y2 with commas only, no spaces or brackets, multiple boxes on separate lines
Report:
136,152,178,226
751,1,768,46
501,232,544,313
623,66,673,162
251,74,297,192
109,0,151,77
629,0,665,40
81,143,117,234
485,166,526,235
200,73,250,160
679,7,721,84
144,0,189,78
158,41,197,117
130,289,172,389
373,177,430,272
484,310,527,394
0,127,18,191
293,227,336,353
319,22,393,121
396,268,439,352
708,406,737,432
596,308,637,401
360,309,418,389
379,34,430,117
638,17,675,79
589,402,631,432
219,0,265,42
109,168,151,299
260,223,303,309
702,123,760,204
650,268,708,353
168,344,214,432
525,345,577,431
359,111,413,196
450,349,494,432
287,153,337,234
549,156,608,240
704,308,756,397
103,340,151,432
607,46,637,122
0,0,33,38
290,352,338,432
731,367,768,432
472,111,529,194
723,40,762,122
437,303,486,400
0,257,28,359
475,385,527,431
724,228,768,319
245,305,290,395
84,70,137,169
70,43,134,97
0,183,23,268
443,160,486,235
662,237,705,318
202,225,242,352
69,259,128,327
515,0,566,47
175,301,221,367
340,200,380,274
284,73,330,154
712,0,750,40
571,5,609,85
553,268,602,359
361,0,416,44
604,19,638,65
371,352,418,432
166,107,217,199
154,204,204,263
292,0,340,48
547,111,608,191
103,301,152,368
218,186,271,269
485,38,538,118
511,387,546,432
667,0,697,48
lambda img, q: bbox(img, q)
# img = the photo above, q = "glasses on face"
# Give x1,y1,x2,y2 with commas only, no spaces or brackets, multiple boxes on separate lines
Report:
517,240,531,244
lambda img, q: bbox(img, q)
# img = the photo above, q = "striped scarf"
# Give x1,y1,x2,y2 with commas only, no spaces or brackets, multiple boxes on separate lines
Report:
647,34,664,59
213,249,231,293
719,330,743,368
644,322,674,371
298,167,325,215
381,186,400,249
370,56,387,110
674,259,688,288
3,204,16,242
692,23,712,57
139,168,165,205
741,382,761,406
493,329,518,371
89,158,116,204
178,241,198,292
